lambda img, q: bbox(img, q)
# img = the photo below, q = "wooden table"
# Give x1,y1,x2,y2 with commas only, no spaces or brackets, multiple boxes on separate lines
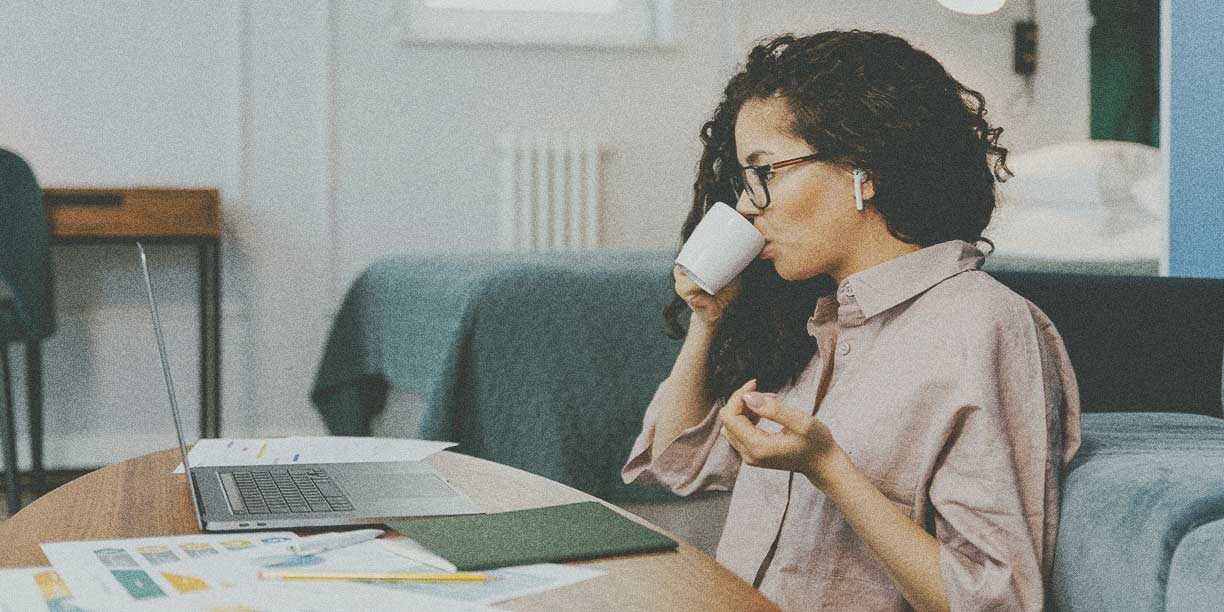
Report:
0,449,779,612
43,187,223,439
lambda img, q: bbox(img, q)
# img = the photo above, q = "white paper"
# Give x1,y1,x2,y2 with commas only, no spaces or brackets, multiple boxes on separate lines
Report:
391,562,604,606
0,567,98,612
173,437,457,473
380,537,458,571
0,567,499,612
129,581,504,612
40,532,300,606
181,538,604,606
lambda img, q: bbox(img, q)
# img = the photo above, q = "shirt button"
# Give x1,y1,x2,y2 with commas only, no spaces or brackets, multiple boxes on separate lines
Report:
838,341,851,355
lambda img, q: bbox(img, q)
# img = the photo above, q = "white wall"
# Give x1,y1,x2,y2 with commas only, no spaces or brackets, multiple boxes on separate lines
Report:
734,0,1092,153
1,2,246,467
0,0,1092,469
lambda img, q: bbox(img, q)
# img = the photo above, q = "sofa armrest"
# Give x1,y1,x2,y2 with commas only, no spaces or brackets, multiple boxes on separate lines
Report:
1051,412,1224,612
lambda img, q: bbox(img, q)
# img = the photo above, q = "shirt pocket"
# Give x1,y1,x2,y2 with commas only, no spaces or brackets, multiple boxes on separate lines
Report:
827,490,917,591
816,575,910,611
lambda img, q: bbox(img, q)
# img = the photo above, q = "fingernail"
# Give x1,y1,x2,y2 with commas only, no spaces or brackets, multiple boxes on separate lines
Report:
743,392,763,408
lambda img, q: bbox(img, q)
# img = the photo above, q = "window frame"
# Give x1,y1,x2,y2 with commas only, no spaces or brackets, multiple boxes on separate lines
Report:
398,0,674,49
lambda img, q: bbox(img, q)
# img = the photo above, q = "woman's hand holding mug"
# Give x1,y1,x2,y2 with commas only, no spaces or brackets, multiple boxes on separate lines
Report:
674,265,742,327
674,202,765,328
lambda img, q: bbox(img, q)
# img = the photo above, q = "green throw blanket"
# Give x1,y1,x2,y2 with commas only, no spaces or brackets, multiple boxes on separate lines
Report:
310,250,683,502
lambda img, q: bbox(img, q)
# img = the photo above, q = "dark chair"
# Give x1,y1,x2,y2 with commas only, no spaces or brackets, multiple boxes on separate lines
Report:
990,272,1224,418
0,148,54,514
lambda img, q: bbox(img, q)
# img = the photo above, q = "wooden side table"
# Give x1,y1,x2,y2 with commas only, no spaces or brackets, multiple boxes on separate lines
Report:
43,187,222,443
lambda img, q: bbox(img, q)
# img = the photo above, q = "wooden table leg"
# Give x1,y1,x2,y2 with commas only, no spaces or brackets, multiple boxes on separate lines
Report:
198,240,221,438
25,340,44,494
1,346,22,514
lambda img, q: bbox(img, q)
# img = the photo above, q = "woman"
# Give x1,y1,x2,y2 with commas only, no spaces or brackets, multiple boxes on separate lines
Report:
622,31,1081,612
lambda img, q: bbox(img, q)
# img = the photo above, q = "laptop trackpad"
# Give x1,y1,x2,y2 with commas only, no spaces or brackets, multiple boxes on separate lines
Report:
345,472,473,516
356,473,456,500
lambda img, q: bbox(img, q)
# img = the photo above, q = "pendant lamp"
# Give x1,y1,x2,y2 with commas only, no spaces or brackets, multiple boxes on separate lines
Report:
936,0,1007,15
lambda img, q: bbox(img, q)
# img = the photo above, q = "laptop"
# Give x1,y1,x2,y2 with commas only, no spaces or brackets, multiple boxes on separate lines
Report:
136,242,481,531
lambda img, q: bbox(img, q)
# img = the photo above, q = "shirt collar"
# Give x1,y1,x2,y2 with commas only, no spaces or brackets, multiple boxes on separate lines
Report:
808,240,984,331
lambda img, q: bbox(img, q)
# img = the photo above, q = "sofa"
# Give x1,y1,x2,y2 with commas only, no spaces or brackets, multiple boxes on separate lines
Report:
311,250,1224,611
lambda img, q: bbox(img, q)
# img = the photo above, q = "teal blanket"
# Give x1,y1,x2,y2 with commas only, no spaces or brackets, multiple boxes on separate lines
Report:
310,251,682,502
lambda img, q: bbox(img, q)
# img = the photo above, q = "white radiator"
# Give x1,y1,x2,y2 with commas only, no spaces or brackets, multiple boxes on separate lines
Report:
496,132,603,251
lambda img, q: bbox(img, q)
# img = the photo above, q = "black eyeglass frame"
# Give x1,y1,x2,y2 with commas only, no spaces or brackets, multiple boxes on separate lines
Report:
730,153,823,209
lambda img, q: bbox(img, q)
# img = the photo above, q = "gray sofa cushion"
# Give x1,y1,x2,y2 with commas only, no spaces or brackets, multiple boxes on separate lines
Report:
1165,517,1224,612
1051,412,1224,612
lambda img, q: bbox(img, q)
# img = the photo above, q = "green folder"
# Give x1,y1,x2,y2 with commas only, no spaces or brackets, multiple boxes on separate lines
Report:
386,501,679,571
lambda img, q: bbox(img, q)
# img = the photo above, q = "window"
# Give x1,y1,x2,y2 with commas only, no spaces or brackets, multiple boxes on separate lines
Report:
424,0,620,13
400,0,673,48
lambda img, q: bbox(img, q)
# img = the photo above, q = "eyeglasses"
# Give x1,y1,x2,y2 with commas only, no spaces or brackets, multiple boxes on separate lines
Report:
729,153,822,209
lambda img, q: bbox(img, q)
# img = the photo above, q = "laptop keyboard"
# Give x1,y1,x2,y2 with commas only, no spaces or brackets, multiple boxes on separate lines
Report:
219,468,354,515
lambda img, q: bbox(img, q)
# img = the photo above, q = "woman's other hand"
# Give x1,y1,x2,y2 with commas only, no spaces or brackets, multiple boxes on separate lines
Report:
674,264,743,328
719,379,844,484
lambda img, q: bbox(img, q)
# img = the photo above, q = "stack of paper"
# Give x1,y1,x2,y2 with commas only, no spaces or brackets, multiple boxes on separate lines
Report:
0,566,488,612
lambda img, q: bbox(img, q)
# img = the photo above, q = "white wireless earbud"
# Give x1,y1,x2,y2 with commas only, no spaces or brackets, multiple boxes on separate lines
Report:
852,169,865,212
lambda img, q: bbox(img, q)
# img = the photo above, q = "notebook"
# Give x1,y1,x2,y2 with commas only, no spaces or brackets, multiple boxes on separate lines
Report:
387,501,678,571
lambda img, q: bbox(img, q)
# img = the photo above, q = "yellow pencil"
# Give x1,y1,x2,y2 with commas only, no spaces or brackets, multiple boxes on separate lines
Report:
257,570,490,583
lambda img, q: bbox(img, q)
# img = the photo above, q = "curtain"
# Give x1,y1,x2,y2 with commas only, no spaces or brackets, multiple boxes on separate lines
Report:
1089,0,1160,146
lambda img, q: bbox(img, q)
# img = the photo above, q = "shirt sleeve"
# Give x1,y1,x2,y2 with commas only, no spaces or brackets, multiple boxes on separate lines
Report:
621,376,741,496
927,303,1082,612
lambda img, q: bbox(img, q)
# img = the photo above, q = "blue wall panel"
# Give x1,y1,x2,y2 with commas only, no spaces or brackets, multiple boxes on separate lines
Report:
1170,0,1224,278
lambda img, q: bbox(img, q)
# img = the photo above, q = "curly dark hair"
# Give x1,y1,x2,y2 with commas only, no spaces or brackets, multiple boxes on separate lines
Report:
665,30,1011,402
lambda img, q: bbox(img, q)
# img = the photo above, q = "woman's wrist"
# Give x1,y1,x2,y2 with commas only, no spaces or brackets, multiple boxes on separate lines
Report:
687,315,720,343
803,445,854,490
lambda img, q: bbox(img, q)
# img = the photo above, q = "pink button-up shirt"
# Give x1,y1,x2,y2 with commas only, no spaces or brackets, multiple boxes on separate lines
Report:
624,240,1082,611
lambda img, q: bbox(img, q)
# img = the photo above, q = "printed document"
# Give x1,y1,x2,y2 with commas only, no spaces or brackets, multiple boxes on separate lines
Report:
181,538,604,606
40,532,299,605
0,567,500,612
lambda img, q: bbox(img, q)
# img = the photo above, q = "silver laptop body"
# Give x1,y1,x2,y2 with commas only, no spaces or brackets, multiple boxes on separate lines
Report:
137,243,481,531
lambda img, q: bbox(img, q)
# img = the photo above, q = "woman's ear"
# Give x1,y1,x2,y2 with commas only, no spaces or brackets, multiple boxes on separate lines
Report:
860,171,875,202
852,169,875,212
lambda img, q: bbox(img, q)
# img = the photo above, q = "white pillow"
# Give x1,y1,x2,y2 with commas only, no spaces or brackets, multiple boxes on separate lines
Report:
984,205,1161,261
997,140,1160,210
1129,169,1167,217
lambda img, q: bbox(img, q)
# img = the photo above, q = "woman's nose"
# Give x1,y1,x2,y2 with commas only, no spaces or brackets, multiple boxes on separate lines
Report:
734,189,759,219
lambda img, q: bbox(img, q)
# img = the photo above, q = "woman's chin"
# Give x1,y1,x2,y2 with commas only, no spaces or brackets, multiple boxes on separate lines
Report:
771,259,798,281
771,257,823,282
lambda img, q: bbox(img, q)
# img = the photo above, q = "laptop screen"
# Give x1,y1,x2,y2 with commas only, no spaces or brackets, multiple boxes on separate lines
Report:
137,242,204,529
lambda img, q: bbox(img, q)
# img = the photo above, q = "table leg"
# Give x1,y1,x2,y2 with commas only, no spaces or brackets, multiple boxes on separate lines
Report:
25,340,44,494
1,346,22,514
199,240,222,439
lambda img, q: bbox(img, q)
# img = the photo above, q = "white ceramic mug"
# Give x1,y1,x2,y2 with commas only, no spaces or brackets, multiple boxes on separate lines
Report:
675,202,765,295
